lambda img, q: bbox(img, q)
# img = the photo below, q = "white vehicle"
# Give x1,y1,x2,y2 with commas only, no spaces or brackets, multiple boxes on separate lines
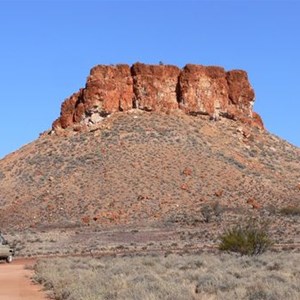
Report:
0,233,15,263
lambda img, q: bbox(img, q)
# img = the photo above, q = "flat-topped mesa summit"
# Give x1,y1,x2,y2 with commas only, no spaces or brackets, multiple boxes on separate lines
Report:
52,63,264,133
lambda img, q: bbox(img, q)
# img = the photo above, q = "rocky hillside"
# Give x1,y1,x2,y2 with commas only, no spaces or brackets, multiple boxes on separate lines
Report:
0,64,299,243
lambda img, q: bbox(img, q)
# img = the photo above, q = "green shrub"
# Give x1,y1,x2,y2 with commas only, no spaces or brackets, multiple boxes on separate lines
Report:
279,206,300,216
219,220,273,256
200,201,224,223
200,205,213,223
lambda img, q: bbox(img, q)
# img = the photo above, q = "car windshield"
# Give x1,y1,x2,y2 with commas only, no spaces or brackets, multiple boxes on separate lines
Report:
0,234,6,245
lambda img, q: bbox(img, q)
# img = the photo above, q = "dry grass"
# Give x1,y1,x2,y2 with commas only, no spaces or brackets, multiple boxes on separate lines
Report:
34,252,300,300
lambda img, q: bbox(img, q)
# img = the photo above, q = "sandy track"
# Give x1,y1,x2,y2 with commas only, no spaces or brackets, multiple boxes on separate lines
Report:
0,259,47,300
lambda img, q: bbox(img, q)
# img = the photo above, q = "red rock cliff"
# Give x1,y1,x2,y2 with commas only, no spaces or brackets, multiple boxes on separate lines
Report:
131,63,181,112
52,63,263,132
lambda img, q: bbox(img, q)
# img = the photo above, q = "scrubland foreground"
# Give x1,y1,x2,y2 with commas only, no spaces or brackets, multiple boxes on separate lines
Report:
33,252,300,300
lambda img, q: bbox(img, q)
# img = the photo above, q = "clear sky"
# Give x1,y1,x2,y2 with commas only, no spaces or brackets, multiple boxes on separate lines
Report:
0,0,299,159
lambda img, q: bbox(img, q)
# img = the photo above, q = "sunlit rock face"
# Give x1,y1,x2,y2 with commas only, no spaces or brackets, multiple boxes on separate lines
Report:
52,62,263,133
178,64,229,119
131,63,181,112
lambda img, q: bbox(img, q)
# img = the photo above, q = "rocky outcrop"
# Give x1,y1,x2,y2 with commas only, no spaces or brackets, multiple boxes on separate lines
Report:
53,65,133,130
178,65,229,119
226,70,255,118
52,63,263,133
83,64,133,114
131,63,181,112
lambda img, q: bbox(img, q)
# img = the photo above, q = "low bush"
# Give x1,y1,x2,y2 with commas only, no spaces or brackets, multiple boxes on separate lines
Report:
219,219,273,256
200,201,224,223
279,206,300,216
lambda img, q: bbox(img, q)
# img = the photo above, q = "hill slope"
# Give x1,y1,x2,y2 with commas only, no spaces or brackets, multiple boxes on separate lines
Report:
0,111,299,240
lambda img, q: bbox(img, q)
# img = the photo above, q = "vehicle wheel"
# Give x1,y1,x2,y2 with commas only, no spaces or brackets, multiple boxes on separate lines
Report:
6,255,13,263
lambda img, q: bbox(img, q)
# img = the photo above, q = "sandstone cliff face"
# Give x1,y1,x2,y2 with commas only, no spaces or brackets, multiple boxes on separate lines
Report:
53,65,133,130
226,70,255,118
131,63,181,112
178,65,229,119
83,64,133,115
52,63,263,132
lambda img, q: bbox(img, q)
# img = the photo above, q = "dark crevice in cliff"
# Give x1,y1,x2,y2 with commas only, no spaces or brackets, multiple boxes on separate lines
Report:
130,65,139,110
175,76,183,108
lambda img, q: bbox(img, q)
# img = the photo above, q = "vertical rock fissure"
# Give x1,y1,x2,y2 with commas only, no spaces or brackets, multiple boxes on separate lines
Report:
130,65,139,110
175,75,183,107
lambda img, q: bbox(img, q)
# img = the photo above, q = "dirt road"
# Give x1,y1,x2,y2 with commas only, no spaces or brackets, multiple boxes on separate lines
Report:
0,259,47,300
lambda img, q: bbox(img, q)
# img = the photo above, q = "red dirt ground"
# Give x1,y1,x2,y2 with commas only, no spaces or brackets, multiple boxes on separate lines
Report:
0,259,47,300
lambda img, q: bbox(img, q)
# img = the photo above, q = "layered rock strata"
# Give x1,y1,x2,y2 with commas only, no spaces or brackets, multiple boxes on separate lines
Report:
52,63,263,132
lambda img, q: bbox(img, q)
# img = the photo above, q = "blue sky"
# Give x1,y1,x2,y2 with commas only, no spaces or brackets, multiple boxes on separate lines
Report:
0,0,299,158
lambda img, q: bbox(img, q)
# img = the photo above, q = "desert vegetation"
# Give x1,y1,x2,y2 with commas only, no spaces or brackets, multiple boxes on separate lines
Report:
279,206,300,216
219,219,273,256
34,251,300,300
